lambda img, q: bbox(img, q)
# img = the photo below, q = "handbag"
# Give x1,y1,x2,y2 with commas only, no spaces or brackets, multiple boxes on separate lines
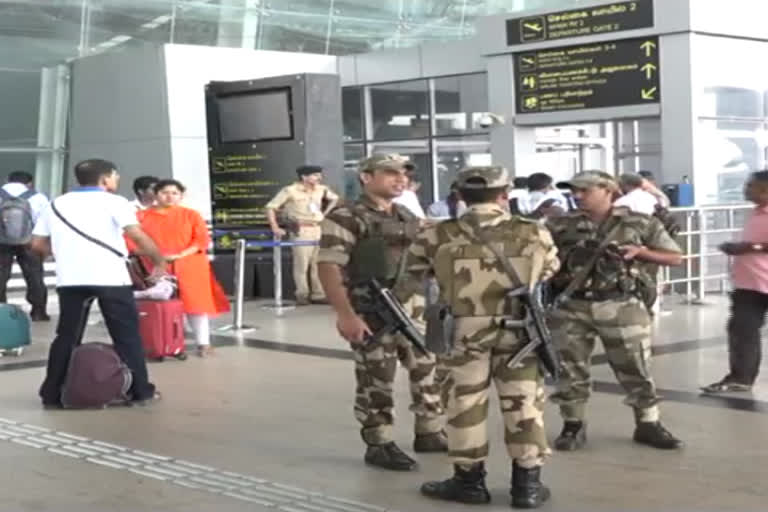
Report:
50,201,150,290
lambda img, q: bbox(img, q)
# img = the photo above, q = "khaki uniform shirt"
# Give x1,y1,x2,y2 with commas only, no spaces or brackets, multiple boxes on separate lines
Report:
265,183,339,225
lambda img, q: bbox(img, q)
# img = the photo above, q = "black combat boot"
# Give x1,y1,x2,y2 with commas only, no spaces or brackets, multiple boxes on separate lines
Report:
420,463,491,504
511,461,551,509
633,421,683,450
413,430,448,453
364,442,417,471
553,420,586,451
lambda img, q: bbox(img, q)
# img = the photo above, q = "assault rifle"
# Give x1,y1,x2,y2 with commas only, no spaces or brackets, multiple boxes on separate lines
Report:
365,278,428,355
499,283,559,379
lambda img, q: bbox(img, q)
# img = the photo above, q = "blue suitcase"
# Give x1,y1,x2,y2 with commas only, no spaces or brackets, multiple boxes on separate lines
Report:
0,304,30,356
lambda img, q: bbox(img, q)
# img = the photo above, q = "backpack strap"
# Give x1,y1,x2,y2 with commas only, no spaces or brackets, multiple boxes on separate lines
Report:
0,189,11,201
19,189,36,200
50,201,127,260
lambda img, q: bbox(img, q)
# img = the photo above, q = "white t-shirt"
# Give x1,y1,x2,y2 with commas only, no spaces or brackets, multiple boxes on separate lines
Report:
393,190,426,219
33,188,138,287
520,189,570,214
1,183,49,223
614,188,658,216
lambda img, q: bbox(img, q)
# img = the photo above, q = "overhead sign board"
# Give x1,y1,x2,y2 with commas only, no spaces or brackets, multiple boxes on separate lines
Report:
514,36,660,114
506,0,654,46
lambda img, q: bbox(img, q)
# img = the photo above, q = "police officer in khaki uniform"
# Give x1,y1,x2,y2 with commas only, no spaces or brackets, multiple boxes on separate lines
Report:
266,165,339,305
317,153,446,471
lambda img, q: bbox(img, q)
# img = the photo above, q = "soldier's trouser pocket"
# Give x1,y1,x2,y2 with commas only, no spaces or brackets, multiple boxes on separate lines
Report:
352,334,399,445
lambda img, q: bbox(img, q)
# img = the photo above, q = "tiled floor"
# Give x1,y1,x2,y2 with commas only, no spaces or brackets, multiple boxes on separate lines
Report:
2,292,767,511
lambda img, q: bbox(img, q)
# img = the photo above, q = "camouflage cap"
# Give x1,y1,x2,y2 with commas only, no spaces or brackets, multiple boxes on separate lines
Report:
561,170,618,190
456,165,510,189
358,153,415,173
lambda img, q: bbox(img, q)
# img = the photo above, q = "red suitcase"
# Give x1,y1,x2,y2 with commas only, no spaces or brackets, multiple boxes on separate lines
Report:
136,299,188,361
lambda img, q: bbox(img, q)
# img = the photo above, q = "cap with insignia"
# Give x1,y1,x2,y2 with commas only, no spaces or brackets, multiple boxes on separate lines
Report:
358,153,415,173
560,170,618,190
456,165,510,189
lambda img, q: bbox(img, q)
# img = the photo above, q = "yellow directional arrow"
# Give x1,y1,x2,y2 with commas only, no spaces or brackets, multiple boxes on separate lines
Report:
641,87,657,100
640,40,657,57
524,22,543,32
640,62,657,80
522,57,536,65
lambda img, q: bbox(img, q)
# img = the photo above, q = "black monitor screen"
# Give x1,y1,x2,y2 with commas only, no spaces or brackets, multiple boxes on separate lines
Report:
217,89,293,143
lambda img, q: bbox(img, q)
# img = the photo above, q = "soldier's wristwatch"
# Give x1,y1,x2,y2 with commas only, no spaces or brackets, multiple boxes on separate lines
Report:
752,243,764,252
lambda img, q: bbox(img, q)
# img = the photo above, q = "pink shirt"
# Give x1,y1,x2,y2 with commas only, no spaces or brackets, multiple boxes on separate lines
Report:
732,207,768,293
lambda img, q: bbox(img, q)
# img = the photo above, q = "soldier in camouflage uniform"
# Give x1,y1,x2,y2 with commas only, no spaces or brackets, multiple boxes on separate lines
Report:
396,166,559,508
547,171,684,451
317,153,447,471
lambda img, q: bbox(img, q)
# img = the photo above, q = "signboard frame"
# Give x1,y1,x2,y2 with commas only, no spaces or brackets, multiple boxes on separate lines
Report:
205,75,309,253
506,0,654,46
513,35,660,116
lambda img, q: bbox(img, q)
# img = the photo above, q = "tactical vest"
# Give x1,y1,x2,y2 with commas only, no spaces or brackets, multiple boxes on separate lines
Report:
346,202,419,290
553,217,639,298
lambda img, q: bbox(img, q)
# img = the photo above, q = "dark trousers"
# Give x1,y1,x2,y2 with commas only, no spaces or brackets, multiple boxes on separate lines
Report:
39,286,156,404
0,244,47,312
726,289,768,385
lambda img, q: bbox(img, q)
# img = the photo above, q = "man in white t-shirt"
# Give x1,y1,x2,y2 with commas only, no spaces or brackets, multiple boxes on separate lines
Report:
393,170,426,219
30,159,166,408
615,173,660,215
0,171,51,320
520,172,570,218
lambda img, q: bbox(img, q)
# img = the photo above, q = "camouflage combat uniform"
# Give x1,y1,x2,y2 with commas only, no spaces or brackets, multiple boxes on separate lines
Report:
397,166,559,508
546,171,683,450
317,155,444,466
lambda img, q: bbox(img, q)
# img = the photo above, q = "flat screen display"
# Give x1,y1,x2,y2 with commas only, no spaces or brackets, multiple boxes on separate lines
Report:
217,89,293,142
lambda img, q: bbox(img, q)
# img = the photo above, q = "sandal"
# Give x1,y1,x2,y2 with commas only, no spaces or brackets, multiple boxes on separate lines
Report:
700,379,751,394
197,345,214,358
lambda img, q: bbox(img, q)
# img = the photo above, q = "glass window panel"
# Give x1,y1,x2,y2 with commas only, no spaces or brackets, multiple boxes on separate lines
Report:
370,80,429,140
369,139,432,205
0,154,37,180
343,144,365,199
171,2,221,46
342,87,363,142
434,135,491,200
87,0,173,50
0,70,40,146
434,74,490,136
697,118,764,204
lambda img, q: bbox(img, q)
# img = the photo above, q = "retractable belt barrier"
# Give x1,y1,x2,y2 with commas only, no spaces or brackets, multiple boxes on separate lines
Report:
218,237,320,331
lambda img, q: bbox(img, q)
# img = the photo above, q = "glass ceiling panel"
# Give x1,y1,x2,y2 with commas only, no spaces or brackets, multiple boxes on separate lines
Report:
0,0,596,70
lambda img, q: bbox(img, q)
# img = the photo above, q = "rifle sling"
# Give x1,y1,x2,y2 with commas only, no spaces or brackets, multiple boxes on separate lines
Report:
556,216,624,304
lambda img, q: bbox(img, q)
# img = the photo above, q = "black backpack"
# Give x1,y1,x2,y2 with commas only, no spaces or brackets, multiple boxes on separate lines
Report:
0,189,36,245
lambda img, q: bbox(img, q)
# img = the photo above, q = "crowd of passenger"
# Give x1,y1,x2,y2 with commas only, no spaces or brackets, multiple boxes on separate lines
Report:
0,157,766,501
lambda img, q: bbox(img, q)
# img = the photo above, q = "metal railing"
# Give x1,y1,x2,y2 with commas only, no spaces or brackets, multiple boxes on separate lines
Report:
659,204,752,303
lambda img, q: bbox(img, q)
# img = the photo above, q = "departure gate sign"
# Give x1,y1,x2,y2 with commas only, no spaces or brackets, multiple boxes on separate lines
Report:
514,36,660,114
506,0,654,46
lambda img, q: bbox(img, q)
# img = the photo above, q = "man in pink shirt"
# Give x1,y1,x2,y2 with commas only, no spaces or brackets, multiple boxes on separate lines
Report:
702,171,768,393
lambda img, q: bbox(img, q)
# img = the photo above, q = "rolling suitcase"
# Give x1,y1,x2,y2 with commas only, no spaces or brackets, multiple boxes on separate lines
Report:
136,299,187,361
0,304,31,356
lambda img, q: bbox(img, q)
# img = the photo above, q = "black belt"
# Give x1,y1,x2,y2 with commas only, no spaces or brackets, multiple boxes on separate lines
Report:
570,290,630,302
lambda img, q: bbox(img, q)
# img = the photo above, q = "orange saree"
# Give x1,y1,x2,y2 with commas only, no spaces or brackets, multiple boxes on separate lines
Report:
132,206,230,316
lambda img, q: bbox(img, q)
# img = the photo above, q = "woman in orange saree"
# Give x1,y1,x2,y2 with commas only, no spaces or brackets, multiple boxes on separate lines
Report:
131,179,229,356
